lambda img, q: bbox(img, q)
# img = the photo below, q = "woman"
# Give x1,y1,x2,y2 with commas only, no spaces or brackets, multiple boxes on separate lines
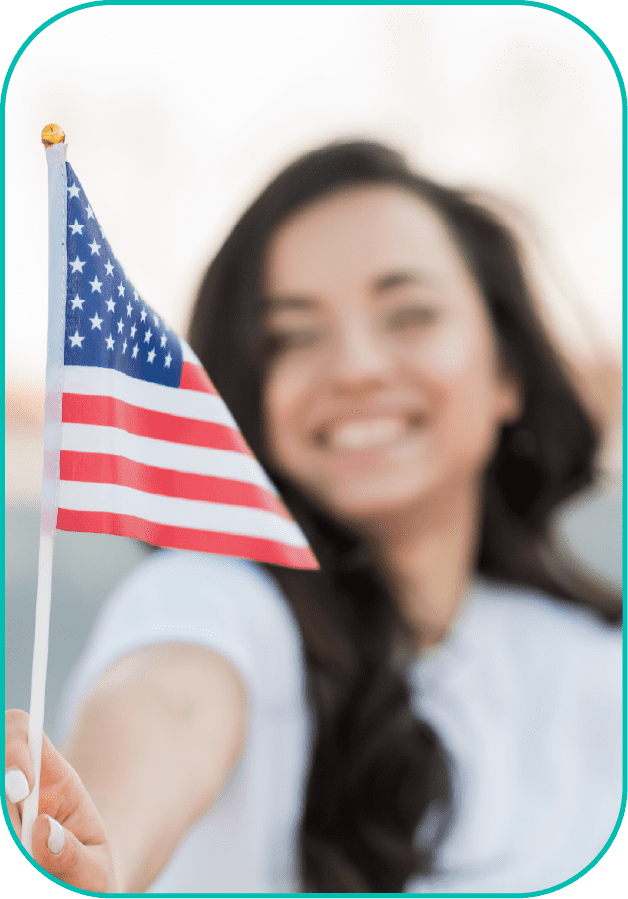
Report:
5,141,622,894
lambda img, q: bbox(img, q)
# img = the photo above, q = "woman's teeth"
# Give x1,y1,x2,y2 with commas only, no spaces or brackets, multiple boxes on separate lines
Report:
326,417,410,450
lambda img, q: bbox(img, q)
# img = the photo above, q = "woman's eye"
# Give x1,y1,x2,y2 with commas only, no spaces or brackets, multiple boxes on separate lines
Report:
264,328,322,356
387,305,439,328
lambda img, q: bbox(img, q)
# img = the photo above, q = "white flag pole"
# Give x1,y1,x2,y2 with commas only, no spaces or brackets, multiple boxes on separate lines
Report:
21,126,68,855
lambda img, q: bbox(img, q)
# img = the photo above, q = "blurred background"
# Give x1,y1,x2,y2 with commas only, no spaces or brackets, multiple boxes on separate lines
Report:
4,5,623,740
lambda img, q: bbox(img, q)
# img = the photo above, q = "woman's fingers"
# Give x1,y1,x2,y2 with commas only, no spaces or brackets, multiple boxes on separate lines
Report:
31,813,114,893
5,709,35,794
5,709,36,837
5,710,117,891
5,709,94,839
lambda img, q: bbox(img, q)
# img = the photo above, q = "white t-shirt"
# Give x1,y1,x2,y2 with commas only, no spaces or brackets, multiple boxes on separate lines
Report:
57,550,623,894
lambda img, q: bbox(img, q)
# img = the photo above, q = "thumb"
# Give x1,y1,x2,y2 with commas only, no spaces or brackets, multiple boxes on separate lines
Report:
31,813,114,892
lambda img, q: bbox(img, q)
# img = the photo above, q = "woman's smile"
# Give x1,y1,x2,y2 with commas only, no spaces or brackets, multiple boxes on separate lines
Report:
313,409,429,450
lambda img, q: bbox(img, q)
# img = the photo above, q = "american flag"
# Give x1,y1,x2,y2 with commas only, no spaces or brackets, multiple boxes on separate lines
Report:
58,162,317,569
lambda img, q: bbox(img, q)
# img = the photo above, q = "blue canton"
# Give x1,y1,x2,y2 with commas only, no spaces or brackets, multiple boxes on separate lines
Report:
64,163,183,387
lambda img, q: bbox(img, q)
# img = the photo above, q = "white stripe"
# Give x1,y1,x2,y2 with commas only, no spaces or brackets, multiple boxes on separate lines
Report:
181,342,201,365
58,481,307,547
61,422,278,493
63,365,238,427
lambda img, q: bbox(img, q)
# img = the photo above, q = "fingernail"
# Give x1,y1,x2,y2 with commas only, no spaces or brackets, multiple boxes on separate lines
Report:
5,768,30,803
46,815,65,854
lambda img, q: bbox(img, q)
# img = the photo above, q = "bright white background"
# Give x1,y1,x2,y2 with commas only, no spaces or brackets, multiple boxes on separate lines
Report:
3,0,624,386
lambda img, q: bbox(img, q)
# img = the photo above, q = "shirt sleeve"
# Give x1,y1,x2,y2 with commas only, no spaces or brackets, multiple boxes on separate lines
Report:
56,549,306,741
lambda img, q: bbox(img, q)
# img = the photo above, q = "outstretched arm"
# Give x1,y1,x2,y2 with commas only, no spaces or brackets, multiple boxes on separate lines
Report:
6,642,247,893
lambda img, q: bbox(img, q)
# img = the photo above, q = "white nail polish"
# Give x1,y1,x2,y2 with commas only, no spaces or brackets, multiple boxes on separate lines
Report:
46,815,65,855
5,768,30,803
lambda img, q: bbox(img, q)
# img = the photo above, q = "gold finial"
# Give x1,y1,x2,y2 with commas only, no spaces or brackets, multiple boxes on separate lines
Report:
41,124,65,147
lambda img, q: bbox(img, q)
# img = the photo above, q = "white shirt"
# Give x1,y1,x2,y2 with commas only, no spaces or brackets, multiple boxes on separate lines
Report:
57,550,622,894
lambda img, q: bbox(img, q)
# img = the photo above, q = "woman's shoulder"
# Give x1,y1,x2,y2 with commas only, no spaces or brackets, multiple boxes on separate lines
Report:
61,551,306,726
102,549,299,639
472,575,621,637
468,575,622,686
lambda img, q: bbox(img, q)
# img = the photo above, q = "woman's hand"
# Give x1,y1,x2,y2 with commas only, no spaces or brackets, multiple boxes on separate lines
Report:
5,709,118,892
6,644,246,893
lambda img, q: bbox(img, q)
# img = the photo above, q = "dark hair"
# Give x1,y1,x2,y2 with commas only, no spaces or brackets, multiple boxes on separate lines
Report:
189,140,621,891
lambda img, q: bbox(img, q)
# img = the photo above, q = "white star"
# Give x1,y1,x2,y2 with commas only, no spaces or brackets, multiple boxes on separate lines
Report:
106,297,116,313
130,323,137,339
89,275,103,293
132,344,139,359
153,313,160,327
67,183,80,199
90,312,103,330
140,307,147,322
144,328,152,344
69,219,84,235
85,204,94,219
68,329,85,347
164,352,172,368
104,260,114,276
126,301,133,317
147,348,156,364
69,255,85,273
88,238,101,256
105,334,115,351
99,225,106,237
133,290,139,302
160,333,167,348
117,282,125,297
71,294,84,310
117,318,124,334
122,339,128,354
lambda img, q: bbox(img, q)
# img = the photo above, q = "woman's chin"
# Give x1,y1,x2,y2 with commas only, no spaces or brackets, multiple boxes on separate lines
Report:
312,479,437,526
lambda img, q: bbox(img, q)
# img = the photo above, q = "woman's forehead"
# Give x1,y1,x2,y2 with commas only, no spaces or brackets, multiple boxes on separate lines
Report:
264,184,473,295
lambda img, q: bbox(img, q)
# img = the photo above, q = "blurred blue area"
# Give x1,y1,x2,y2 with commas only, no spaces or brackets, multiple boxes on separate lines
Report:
4,481,622,744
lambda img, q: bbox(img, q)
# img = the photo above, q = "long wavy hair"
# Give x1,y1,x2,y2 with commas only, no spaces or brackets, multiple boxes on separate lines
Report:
189,141,622,892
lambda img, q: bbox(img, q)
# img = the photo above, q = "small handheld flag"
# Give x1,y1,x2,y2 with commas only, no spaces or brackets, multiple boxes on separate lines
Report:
55,143,315,568
20,126,317,856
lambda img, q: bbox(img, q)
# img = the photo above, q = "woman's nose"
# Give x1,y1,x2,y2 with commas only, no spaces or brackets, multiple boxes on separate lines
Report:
328,324,392,391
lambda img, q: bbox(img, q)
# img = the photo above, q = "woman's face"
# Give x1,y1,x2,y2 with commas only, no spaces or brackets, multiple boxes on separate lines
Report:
261,185,521,524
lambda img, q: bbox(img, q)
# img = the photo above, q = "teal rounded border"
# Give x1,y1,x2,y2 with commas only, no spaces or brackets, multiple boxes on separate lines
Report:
0,0,628,899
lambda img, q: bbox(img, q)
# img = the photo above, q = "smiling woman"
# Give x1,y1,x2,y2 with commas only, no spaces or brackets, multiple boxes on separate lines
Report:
5,140,622,894
261,186,521,533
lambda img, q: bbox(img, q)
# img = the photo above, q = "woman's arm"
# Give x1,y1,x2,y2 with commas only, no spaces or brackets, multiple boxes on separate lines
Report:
6,642,247,893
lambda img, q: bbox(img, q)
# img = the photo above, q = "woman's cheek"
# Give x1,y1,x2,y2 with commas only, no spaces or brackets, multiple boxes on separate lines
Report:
400,321,469,383
263,358,319,462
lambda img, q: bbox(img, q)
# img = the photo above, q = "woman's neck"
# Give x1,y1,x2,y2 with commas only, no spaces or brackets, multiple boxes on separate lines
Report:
357,479,484,651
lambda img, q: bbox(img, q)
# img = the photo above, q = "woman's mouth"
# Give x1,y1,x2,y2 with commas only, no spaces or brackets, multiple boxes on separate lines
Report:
313,414,427,451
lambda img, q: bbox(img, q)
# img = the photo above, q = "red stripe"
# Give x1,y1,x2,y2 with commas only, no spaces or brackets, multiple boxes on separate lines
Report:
59,450,291,519
179,361,217,394
56,508,319,569
62,393,251,454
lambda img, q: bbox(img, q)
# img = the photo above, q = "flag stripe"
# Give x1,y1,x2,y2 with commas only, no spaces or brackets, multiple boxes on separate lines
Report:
57,480,307,544
62,393,251,454
181,343,201,365
61,423,278,490
56,508,318,569
179,360,217,393
63,365,234,425
60,450,290,517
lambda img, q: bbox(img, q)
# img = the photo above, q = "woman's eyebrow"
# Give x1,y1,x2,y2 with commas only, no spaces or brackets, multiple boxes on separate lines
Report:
371,270,431,294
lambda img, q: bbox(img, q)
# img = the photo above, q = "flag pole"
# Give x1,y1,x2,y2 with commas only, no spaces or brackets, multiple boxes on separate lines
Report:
20,125,68,855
